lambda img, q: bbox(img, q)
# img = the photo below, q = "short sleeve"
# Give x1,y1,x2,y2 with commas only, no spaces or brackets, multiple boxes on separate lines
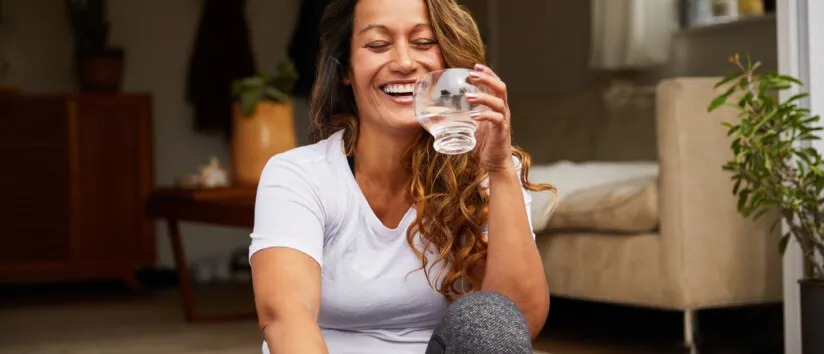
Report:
249,158,326,267
481,185,535,240
481,157,536,240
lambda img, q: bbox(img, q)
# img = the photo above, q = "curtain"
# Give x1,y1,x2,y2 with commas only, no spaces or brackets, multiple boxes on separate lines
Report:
186,0,256,136
288,0,333,98
590,0,679,70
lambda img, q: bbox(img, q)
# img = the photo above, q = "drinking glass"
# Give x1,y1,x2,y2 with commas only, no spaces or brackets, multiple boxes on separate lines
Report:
413,68,489,155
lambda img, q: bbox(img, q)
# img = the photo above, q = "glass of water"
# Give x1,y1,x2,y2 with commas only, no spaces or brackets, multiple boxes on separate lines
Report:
413,68,489,155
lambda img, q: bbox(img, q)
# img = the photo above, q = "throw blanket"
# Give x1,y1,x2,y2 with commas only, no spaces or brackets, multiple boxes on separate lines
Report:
527,160,659,232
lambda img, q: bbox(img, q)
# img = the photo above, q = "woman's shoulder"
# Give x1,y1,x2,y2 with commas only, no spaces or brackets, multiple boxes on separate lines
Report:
258,131,347,193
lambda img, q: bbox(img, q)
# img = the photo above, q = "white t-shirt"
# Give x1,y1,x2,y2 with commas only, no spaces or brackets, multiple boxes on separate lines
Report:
249,130,534,354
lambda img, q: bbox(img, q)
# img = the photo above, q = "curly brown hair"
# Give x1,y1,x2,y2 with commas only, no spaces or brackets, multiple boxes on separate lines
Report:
309,0,556,302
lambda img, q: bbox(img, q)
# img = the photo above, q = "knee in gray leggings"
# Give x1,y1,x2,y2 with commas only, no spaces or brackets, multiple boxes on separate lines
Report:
425,291,533,354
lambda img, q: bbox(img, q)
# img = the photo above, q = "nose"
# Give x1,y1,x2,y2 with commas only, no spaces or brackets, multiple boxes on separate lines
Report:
388,42,416,74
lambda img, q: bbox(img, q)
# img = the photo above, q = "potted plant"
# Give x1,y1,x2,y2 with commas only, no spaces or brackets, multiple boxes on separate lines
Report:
230,59,299,186
708,53,824,354
66,0,124,92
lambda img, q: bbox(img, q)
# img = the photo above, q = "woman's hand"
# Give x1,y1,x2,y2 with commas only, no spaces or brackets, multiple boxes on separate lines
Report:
466,64,515,175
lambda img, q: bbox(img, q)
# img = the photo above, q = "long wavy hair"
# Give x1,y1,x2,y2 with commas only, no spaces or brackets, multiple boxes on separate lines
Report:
309,0,556,302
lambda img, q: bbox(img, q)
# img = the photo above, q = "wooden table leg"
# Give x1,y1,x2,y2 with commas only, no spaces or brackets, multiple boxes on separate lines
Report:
167,219,258,323
167,219,197,322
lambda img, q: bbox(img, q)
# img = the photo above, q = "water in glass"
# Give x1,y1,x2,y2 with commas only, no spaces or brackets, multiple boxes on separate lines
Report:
414,68,487,155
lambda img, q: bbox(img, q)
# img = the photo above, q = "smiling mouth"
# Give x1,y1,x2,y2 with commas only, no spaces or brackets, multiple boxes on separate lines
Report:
381,83,415,97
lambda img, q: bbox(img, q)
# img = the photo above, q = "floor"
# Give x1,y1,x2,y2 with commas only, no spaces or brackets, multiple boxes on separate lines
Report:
0,278,783,354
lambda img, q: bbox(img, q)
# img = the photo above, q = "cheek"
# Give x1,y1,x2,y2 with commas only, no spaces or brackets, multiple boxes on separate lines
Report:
423,47,446,71
349,51,384,90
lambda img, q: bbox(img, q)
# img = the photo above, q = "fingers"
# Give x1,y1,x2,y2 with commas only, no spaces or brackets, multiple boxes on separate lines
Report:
468,64,506,100
466,92,506,114
473,63,499,80
470,109,507,127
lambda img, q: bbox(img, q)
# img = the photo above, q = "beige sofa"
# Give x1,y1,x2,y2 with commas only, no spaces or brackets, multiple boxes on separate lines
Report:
514,78,783,347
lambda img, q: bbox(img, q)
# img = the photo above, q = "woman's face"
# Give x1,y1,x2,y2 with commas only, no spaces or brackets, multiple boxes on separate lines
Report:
347,0,445,135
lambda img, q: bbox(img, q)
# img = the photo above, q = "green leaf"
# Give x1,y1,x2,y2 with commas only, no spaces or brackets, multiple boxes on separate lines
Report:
237,83,264,117
777,75,804,86
802,115,821,125
752,207,770,220
230,59,300,113
709,95,729,112
709,85,738,112
264,87,290,102
752,61,762,72
779,233,791,256
785,93,809,105
771,218,782,233
796,159,807,175
738,190,751,214
759,79,770,96
715,70,746,89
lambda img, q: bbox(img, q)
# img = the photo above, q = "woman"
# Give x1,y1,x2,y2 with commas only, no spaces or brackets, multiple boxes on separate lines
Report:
249,0,555,353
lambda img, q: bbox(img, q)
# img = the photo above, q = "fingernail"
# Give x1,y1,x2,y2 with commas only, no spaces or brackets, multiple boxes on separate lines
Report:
470,111,482,118
474,64,485,71
468,71,481,79
465,92,478,99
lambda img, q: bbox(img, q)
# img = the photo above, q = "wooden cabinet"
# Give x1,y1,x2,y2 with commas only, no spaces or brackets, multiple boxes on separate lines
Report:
0,93,155,287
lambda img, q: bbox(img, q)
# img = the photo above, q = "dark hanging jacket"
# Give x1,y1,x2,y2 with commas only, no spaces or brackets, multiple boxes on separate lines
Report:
288,0,333,97
186,0,256,136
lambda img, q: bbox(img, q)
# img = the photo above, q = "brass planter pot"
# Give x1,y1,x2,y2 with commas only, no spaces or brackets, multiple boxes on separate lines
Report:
231,101,297,187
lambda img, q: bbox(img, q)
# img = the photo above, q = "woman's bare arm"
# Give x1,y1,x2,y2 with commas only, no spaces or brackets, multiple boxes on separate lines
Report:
480,164,550,340
251,247,327,354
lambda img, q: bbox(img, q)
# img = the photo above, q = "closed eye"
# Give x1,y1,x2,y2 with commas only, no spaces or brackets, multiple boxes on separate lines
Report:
413,40,438,48
365,42,391,51
366,42,389,49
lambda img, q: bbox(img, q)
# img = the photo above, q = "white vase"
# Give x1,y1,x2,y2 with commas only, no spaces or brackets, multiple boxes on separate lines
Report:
685,0,714,27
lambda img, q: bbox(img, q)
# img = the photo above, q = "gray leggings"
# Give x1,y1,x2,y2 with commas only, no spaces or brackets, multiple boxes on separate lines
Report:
425,291,533,354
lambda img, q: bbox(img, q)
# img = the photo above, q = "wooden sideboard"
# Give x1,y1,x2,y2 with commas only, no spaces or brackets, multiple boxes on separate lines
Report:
0,93,155,287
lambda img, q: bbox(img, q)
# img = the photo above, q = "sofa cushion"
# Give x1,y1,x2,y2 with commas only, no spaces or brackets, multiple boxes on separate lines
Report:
526,161,659,233
549,176,659,233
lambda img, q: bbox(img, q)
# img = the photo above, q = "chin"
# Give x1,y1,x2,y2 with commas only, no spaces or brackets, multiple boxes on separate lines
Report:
386,110,423,132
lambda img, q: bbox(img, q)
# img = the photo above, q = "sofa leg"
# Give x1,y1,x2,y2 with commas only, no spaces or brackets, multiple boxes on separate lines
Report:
684,309,698,353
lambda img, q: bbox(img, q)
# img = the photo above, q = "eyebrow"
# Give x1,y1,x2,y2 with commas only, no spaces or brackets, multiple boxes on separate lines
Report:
357,23,431,36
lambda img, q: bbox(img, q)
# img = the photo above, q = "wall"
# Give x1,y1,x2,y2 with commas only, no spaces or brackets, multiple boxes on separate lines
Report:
671,15,777,76
492,0,663,164
0,0,74,91
497,0,597,97
489,0,776,164
494,1,777,96
1,0,301,268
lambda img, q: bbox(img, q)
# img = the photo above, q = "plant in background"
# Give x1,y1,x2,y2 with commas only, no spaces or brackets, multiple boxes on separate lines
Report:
65,0,111,55
232,60,299,117
708,53,824,280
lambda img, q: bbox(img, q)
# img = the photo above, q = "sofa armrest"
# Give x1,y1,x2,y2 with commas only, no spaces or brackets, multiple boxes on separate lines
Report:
655,78,782,308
